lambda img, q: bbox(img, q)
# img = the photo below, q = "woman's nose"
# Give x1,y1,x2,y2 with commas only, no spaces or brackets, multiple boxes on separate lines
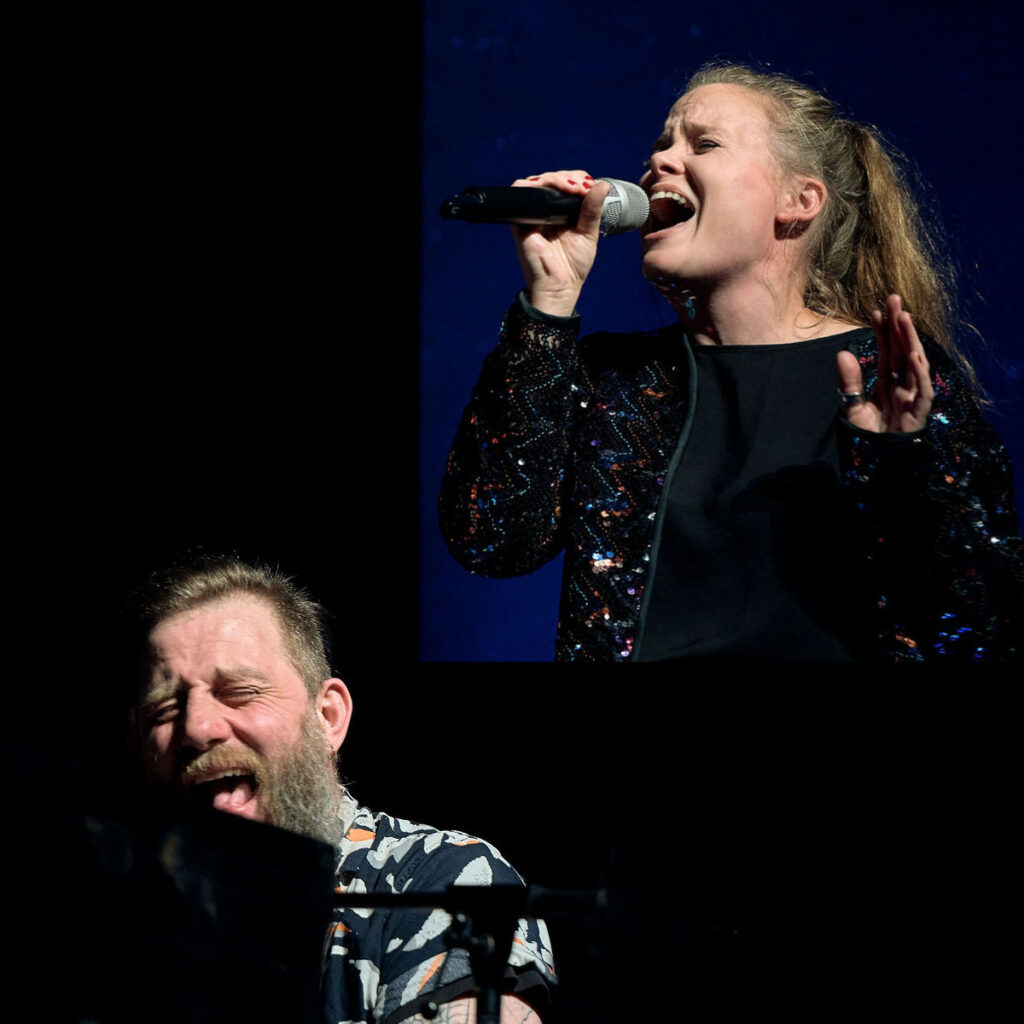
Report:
648,144,686,177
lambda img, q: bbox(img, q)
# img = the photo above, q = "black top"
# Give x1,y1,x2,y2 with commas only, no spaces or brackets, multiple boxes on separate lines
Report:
637,328,875,662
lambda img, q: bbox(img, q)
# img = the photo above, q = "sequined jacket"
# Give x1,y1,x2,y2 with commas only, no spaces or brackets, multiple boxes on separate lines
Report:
439,295,1024,661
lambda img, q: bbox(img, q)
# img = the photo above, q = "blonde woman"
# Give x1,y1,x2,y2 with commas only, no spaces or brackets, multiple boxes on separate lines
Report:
440,63,1022,663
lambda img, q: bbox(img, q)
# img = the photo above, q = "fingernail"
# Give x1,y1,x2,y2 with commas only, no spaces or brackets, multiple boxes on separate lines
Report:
584,174,594,181
582,180,593,189
567,179,578,185
528,176,540,181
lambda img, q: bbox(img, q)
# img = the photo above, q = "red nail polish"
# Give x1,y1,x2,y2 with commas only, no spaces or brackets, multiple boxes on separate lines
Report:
567,179,577,185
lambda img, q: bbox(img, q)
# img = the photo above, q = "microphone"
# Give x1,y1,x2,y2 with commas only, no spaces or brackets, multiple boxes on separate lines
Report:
439,177,650,236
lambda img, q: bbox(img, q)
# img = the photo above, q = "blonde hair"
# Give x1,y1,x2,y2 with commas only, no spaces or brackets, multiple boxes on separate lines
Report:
138,553,333,698
686,62,978,385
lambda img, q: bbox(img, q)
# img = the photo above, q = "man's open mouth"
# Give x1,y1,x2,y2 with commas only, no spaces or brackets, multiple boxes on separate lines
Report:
648,190,696,231
185,767,261,814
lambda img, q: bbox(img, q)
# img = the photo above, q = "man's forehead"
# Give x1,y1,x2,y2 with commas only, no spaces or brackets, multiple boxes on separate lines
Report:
150,594,282,645
146,595,293,676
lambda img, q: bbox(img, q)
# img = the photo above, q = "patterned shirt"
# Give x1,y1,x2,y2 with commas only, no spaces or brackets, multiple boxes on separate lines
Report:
323,791,556,1023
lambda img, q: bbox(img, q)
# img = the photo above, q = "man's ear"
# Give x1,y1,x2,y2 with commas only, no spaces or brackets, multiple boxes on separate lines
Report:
317,678,353,753
777,175,827,225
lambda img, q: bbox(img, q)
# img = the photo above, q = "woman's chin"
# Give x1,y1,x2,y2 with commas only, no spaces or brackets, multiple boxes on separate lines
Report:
641,253,689,293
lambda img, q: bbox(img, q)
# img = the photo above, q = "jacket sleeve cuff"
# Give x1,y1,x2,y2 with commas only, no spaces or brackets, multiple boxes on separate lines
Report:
517,289,581,325
837,414,935,494
836,415,929,444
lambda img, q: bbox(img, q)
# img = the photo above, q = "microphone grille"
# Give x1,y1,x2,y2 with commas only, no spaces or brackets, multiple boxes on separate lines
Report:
597,178,650,236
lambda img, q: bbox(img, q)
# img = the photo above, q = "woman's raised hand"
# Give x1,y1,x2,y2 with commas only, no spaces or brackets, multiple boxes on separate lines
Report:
836,294,934,433
510,171,611,317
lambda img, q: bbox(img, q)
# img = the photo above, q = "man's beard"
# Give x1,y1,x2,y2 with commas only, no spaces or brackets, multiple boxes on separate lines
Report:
177,708,346,848
260,709,346,847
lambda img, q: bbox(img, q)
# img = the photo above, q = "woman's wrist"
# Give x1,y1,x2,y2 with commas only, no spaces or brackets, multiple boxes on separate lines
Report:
520,289,580,322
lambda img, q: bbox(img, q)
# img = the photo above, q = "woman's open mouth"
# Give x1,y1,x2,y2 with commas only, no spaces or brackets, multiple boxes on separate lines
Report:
647,191,696,232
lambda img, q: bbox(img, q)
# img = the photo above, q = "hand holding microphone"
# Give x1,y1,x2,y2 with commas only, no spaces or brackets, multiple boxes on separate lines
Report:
440,175,650,236
441,171,647,317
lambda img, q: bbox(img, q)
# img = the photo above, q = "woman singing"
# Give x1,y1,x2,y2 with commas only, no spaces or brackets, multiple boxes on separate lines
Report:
439,62,1023,662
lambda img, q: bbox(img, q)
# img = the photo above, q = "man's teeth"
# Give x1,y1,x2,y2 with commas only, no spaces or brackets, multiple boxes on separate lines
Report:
198,769,251,783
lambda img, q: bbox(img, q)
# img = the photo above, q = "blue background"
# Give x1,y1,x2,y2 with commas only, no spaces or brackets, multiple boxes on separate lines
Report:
419,0,1024,661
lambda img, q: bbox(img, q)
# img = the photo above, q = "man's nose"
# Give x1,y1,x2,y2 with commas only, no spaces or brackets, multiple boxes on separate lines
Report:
179,690,231,750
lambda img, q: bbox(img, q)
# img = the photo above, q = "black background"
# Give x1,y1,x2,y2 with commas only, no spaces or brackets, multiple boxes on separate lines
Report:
5,7,1018,1021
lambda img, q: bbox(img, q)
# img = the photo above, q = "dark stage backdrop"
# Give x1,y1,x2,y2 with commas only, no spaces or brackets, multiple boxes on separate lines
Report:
420,0,1024,662
6,7,1018,1022
9,11,418,754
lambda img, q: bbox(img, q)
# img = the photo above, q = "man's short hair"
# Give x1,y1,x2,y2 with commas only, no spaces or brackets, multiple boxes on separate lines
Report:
137,553,333,698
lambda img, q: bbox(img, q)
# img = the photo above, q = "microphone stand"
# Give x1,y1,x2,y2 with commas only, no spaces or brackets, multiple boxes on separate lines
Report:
334,884,607,1024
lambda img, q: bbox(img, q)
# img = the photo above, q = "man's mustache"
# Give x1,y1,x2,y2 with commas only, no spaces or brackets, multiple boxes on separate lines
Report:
178,746,265,788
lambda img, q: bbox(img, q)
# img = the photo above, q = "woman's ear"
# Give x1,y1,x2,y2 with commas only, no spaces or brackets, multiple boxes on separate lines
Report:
777,176,827,225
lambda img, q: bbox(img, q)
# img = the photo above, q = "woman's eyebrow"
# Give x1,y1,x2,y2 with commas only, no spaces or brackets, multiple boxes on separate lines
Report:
676,114,719,136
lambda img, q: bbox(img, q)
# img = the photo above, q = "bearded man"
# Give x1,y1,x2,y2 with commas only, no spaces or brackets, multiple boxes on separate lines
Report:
133,555,555,1024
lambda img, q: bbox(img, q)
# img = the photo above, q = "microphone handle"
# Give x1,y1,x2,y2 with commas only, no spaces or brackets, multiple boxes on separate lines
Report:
440,186,581,226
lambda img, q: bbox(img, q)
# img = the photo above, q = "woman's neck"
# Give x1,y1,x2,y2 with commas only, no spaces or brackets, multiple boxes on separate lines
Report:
668,278,862,346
